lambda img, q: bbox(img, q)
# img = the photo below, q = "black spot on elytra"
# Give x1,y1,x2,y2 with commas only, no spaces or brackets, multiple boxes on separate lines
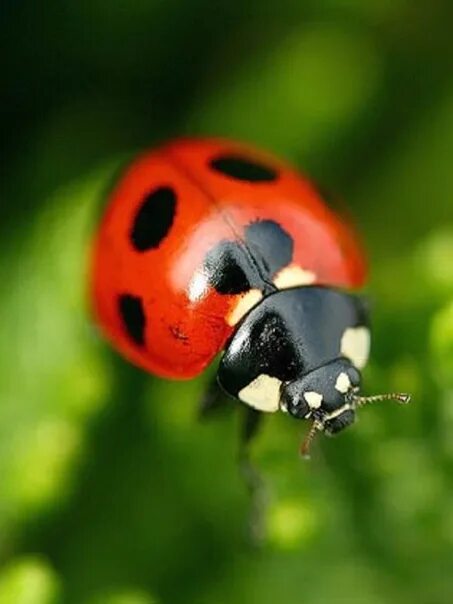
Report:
118,294,146,346
209,154,278,182
203,220,294,296
204,242,252,295
130,186,176,251
245,220,293,276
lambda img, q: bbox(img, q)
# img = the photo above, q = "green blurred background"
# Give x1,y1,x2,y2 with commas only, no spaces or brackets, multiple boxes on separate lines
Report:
2,1,453,603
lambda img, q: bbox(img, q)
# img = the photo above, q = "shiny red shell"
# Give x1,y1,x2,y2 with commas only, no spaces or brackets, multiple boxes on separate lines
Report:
91,138,366,379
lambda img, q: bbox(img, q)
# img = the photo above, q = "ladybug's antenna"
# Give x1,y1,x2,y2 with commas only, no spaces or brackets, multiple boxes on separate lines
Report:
347,391,411,408
300,391,411,459
300,420,324,459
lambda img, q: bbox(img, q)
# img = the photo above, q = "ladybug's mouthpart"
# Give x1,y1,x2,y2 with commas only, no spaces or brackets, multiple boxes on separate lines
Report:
300,389,412,459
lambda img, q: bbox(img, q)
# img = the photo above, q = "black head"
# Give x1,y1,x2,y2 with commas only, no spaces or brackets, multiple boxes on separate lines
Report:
279,358,362,433
218,286,410,456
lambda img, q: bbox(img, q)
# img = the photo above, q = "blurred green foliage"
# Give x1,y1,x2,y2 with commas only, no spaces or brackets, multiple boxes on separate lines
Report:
2,1,453,603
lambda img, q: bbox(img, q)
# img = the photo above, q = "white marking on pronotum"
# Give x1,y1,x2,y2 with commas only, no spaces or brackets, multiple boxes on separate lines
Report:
238,374,282,413
335,372,351,394
273,264,316,290
303,391,323,409
226,289,263,326
340,326,371,370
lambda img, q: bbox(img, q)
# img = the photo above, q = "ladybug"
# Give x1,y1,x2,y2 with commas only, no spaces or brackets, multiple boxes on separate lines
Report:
91,138,410,456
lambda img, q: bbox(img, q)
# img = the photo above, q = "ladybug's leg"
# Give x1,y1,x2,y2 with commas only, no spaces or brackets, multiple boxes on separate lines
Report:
199,376,267,543
240,406,262,445
238,408,267,545
198,374,233,420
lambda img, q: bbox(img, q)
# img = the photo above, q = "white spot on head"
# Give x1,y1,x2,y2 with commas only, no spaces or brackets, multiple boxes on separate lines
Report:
273,265,316,290
238,374,282,412
303,391,323,409
340,326,370,370
227,289,263,326
335,372,351,394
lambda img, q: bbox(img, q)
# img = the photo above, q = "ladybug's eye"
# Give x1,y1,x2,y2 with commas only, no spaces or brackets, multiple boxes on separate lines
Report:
130,185,177,252
209,154,278,183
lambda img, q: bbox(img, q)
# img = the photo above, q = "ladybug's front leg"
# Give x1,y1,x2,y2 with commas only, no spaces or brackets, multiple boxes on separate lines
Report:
198,372,234,420
199,376,267,544
238,408,267,545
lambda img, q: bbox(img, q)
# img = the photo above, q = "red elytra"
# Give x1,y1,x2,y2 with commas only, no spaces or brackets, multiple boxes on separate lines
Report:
90,138,366,379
